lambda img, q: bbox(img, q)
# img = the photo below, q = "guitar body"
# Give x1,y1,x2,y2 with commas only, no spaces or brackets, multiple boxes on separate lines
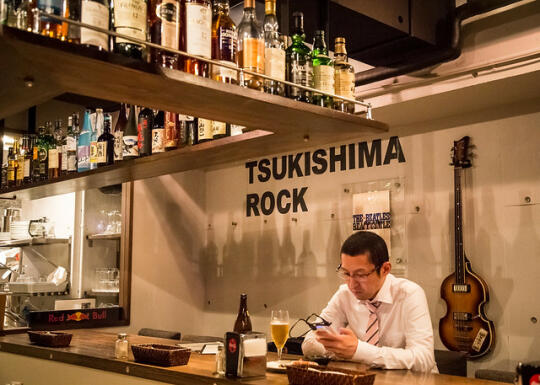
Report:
439,257,495,358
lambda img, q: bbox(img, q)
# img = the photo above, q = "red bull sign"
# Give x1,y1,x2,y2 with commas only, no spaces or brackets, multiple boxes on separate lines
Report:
30,307,123,331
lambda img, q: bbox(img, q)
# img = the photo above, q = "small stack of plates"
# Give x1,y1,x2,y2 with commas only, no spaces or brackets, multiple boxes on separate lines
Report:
0,232,10,241
10,221,30,240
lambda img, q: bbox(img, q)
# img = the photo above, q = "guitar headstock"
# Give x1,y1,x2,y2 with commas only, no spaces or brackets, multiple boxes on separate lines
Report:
451,136,472,169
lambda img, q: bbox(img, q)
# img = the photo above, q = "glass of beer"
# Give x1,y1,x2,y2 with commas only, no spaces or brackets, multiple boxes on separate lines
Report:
270,310,289,362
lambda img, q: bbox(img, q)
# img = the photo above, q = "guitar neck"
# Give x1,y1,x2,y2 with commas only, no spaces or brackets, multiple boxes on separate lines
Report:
454,168,466,284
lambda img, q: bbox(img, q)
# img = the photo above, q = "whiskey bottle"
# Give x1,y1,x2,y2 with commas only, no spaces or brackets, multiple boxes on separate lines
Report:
286,12,312,103
80,0,110,50
53,119,65,175
233,294,252,333
197,118,213,143
66,116,78,173
7,148,16,187
77,111,92,172
211,0,237,84
149,0,180,68
97,114,115,166
182,0,212,77
15,141,24,186
23,136,32,184
212,120,229,139
114,103,127,162
263,0,284,95
112,0,148,59
59,123,67,176
137,107,153,156
15,0,36,32
48,120,61,179
90,108,103,170
123,105,139,159
312,30,333,108
333,37,355,114
32,134,41,181
164,111,178,150
238,0,264,91
152,110,165,154
35,0,64,39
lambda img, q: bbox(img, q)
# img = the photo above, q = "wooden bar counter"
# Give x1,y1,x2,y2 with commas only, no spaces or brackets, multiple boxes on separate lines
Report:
0,329,502,385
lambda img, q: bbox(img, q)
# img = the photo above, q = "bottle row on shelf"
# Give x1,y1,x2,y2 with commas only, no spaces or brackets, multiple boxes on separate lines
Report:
2,105,243,189
3,0,357,113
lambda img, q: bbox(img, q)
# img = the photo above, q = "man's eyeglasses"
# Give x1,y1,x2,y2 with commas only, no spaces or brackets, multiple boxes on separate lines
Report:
336,264,378,281
289,313,332,338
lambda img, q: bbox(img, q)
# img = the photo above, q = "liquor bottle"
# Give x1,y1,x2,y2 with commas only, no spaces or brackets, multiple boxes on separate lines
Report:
263,0,284,95
7,148,16,187
37,123,50,180
197,118,213,143
66,115,78,173
53,119,65,175
149,0,180,68
72,112,81,135
90,108,103,170
312,30,333,108
137,107,153,156
15,141,24,186
237,0,264,91
59,123,67,175
286,12,312,103
186,117,198,146
123,105,139,159
35,0,64,39
114,103,127,162
65,0,81,44
211,0,237,84
80,0,110,50
32,133,41,181
233,293,252,333
151,110,165,154
112,0,148,59
15,0,36,32
48,120,61,179
97,114,115,166
77,110,92,172
333,37,355,114
212,120,229,139
177,114,190,147
23,136,32,184
164,111,178,150
182,0,212,77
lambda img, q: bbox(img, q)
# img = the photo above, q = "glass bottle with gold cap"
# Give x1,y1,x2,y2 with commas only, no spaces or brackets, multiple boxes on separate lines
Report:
333,37,355,113
312,30,334,108
238,0,265,91
263,0,285,95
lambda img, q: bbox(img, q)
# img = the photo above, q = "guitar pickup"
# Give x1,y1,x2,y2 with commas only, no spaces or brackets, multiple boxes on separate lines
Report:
452,284,470,293
453,312,472,321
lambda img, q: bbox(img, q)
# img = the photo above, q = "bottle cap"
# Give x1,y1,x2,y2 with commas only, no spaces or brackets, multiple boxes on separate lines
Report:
293,12,304,31
244,0,255,8
265,0,276,14
118,333,127,339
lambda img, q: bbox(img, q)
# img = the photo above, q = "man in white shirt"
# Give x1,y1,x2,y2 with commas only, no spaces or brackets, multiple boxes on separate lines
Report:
302,231,436,372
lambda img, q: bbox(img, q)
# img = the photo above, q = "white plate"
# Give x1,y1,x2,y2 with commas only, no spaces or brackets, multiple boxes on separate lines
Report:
266,360,295,373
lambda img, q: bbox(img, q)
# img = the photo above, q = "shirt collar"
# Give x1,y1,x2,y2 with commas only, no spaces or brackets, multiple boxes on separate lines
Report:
361,273,394,305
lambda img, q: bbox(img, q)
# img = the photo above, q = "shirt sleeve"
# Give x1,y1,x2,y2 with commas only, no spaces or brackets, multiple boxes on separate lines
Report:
351,285,436,372
301,288,349,358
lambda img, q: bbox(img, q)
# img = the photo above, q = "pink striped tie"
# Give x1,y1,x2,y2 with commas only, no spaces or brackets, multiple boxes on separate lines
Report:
364,301,381,346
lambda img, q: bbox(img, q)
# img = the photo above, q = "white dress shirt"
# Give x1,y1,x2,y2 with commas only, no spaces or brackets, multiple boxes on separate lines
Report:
302,274,436,372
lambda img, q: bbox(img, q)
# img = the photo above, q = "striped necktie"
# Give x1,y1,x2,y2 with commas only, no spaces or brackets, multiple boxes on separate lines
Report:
364,301,381,346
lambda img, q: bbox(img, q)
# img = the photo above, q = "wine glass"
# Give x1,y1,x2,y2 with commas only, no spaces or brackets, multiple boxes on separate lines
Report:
270,310,289,362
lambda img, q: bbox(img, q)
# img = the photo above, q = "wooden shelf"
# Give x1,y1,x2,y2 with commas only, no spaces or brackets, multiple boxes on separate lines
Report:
0,26,389,200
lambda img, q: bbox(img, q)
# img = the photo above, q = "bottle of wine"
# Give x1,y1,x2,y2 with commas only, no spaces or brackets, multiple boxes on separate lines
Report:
233,293,252,333
97,114,115,166
333,37,355,113
238,0,264,91
77,110,92,172
114,103,127,162
80,0,110,50
149,0,180,68
137,107,153,156
112,0,148,59
152,110,165,154
123,105,139,159
263,0,284,95
312,30,334,108
66,115,78,173
286,12,312,103
211,0,237,84
182,0,212,77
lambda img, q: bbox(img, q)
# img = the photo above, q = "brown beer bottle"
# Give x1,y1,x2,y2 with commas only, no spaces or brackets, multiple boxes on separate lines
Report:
233,293,252,333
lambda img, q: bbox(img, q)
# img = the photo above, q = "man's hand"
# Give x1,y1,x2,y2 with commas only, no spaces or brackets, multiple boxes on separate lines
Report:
315,328,358,359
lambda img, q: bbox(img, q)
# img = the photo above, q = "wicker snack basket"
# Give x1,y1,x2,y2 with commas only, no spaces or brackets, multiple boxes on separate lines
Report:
27,331,73,348
131,344,191,367
286,362,376,385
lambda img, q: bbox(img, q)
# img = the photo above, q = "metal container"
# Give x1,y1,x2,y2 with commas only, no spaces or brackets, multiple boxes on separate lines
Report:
516,362,540,385
225,331,267,378
2,207,21,233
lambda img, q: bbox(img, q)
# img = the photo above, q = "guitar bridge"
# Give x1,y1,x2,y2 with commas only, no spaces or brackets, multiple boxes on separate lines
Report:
452,284,470,293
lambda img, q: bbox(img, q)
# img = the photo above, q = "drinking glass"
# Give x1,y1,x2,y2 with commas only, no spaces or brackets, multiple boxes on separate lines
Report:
270,310,289,362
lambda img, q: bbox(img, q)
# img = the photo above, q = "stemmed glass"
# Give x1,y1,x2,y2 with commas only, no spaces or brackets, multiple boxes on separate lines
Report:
270,310,289,362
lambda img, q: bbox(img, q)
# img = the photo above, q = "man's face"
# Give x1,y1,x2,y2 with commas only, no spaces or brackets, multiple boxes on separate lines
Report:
340,253,390,300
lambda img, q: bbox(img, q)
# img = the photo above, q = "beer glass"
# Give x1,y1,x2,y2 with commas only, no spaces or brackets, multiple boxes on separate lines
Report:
270,310,289,362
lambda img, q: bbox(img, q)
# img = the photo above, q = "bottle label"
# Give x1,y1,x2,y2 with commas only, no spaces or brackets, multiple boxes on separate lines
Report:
114,131,124,161
16,162,24,180
230,124,243,136
241,37,264,75
77,146,90,170
289,60,313,96
152,128,165,153
165,112,178,148
66,136,77,151
114,0,147,45
212,121,226,137
68,154,77,171
185,3,211,58
122,135,139,157
198,118,213,140
48,148,59,168
23,159,30,178
81,0,110,49
335,69,355,98
137,118,149,150
7,168,14,182
264,47,285,80
157,0,179,49
90,141,98,163
61,145,68,170
314,64,334,94
96,141,107,163
211,60,238,83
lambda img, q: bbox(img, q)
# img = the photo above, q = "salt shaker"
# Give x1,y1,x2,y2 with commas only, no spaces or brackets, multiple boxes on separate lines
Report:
216,344,225,376
115,333,129,359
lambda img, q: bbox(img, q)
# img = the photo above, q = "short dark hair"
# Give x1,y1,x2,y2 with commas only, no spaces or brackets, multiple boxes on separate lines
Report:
340,231,389,270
